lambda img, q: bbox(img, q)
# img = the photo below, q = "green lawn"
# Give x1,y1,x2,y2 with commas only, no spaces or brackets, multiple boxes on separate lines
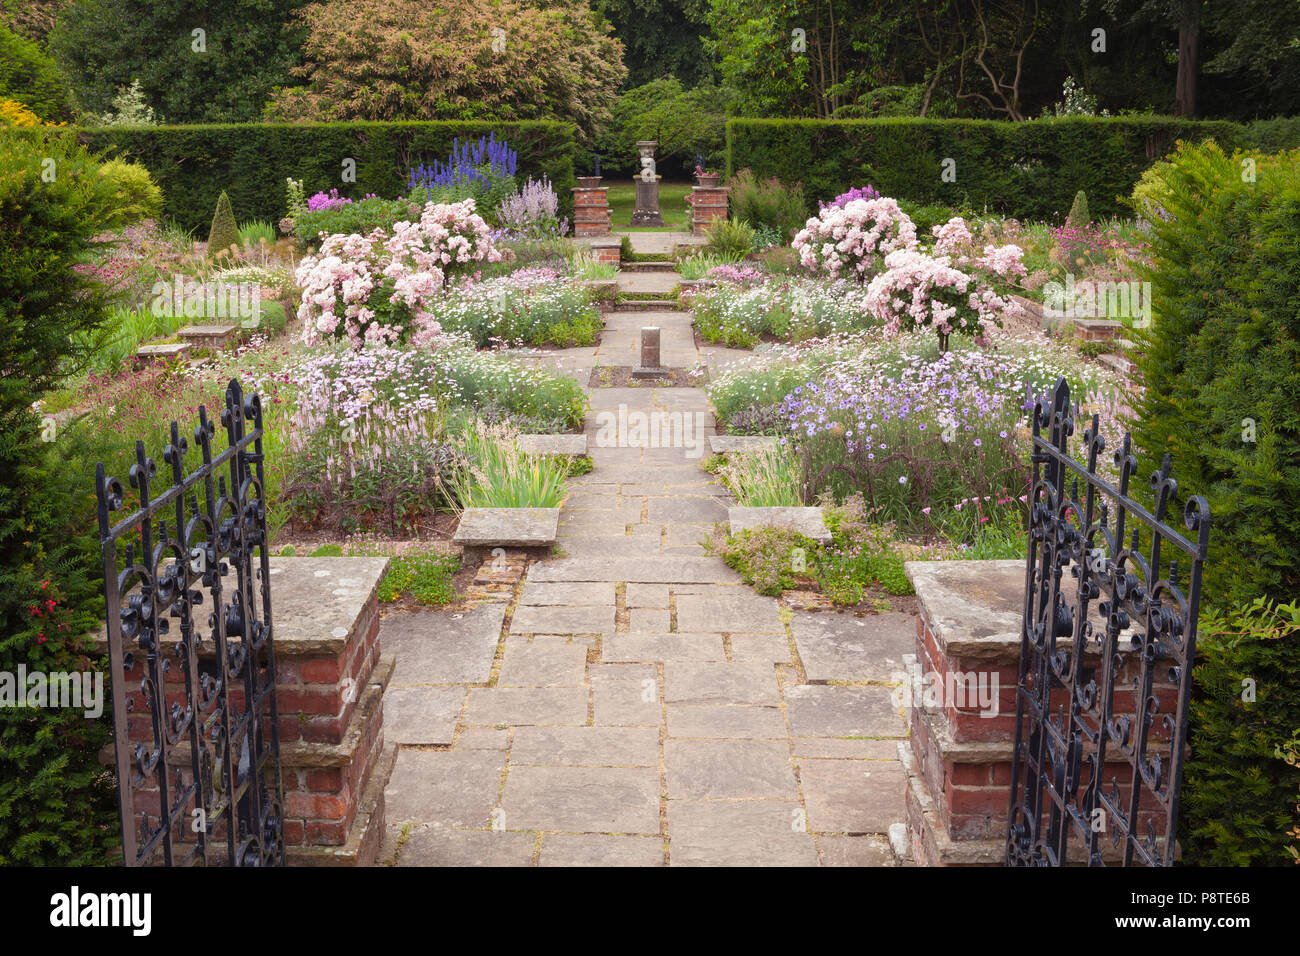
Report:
605,181,693,231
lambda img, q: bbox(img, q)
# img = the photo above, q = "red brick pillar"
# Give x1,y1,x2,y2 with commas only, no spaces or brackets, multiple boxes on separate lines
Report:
691,184,730,235
99,556,395,866
901,560,1179,866
573,176,610,237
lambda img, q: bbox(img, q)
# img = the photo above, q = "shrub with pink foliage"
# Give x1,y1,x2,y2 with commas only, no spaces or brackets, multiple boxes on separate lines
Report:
791,197,918,282
296,199,501,348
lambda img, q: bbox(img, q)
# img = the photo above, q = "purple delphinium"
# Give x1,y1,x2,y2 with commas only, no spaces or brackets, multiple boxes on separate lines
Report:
408,132,518,195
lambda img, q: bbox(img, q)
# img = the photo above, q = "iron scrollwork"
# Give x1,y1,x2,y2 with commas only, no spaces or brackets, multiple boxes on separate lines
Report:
96,379,284,866
1007,378,1211,867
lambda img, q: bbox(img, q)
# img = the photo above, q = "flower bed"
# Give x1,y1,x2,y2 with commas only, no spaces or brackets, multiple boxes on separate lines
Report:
709,328,1125,544
690,276,879,347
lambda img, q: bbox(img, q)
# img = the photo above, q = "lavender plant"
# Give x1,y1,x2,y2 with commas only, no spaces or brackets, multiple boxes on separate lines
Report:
495,176,567,238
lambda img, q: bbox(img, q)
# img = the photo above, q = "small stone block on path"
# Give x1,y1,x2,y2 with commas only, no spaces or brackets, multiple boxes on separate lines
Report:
518,434,588,456
708,435,778,454
729,506,831,545
452,507,559,548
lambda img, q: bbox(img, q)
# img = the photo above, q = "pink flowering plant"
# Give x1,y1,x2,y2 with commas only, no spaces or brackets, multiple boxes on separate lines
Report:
295,199,501,348
792,196,919,282
864,217,1026,352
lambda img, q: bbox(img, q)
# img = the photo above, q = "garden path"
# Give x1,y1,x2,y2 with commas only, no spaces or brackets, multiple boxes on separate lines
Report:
377,298,916,866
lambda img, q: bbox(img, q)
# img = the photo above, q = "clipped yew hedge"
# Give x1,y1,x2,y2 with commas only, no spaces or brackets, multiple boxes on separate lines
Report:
71,120,579,234
725,116,1254,220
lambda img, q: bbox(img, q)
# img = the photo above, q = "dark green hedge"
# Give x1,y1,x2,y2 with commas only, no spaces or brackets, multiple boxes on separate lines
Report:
68,121,578,234
726,116,1254,220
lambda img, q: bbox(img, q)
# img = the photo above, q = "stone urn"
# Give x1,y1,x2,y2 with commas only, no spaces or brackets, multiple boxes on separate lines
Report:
695,172,722,188
576,175,603,189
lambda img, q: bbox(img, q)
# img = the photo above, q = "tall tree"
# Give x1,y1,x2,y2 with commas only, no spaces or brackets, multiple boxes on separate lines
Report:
50,0,311,122
592,0,712,86
265,0,626,141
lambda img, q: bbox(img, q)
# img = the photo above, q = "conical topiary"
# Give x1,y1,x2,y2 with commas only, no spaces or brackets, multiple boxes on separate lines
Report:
1066,189,1090,228
207,190,240,260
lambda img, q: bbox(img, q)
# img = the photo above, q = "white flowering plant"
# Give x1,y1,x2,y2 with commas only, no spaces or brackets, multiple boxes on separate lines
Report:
295,199,502,348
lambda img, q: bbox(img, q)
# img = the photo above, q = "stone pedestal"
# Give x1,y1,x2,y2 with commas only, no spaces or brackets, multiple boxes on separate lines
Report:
96,556,395,866
573,178,610,237
900,559,1178,866
631,176,664,227
691,184,730,235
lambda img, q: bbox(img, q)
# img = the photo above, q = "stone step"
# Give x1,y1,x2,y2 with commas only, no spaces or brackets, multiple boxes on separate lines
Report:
620,261,678,273
178,323,241,350
614,299,679,312
135,342,191,363
729,506,831,545
709,435,778,455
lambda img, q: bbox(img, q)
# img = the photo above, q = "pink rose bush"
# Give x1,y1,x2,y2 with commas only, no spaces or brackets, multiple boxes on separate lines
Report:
792,196,918,281
864,217,1026,351
296,199,501,348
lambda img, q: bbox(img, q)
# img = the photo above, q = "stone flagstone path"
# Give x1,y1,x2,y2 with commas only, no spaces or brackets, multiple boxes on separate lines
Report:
377,249,915,866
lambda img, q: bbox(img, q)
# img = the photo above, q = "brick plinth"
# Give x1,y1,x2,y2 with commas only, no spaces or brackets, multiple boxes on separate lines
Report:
573,184,610,237
97,556,394,866
690,185,730,235
902,559,1177,866
585,236,622,265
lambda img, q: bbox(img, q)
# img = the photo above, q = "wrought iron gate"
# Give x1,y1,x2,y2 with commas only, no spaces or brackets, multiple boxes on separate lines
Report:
96,379,284,866
1007,379,1211,866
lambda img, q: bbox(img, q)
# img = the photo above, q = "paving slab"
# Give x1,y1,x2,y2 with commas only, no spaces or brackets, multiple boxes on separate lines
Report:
646,496,729,523
664,739,798,799
784,684,906,739
592,672,662,725
626,584,670,607
674,588,784,632
396,825,536,866
385,749,505,827
499,766,661,834
792,611,914,683
497,643,589,687
511,726,660,767
462,687,589,726
519,581,617,606
629,607,671,632
663,661,780,705
602,632,727,662
729,633,792,662
667,800,819,866
665,703,787,739
510,604,615,634
818,834,896,866
383,603,506,685
383,686,466,745
539,833,664,866
528,557,741,584
798,758,907,834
